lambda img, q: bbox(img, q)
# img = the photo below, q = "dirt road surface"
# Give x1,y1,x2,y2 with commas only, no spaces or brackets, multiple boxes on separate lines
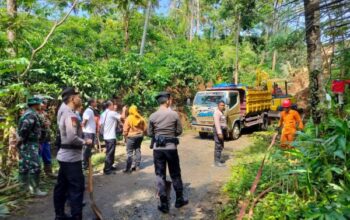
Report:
8,131,252,220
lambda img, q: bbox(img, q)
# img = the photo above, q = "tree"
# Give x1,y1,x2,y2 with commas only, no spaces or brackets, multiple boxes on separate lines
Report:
116,0,144,52
140,0,152,56
303,0,324,126
6,0,16,57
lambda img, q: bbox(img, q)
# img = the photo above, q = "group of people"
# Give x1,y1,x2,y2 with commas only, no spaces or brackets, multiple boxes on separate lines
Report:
13,85,304,220
15,88,187,220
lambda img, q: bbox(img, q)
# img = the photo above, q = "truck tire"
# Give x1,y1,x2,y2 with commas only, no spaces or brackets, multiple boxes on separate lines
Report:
232,123,241,140
199,132,208,139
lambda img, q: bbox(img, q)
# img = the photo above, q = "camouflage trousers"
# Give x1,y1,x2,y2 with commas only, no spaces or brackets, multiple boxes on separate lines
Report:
18,143,41,175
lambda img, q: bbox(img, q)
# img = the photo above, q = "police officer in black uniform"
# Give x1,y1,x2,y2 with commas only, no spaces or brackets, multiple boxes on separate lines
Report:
54,88,92,220
148,92,189,214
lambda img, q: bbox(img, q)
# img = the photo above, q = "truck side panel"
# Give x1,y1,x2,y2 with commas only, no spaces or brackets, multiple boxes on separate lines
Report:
246,90,272,115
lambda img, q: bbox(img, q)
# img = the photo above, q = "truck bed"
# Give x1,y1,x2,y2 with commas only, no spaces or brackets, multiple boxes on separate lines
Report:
245,89,272,115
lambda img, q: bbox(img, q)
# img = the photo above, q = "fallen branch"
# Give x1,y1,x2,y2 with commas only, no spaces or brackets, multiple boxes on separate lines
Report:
237,133,278,220
0,183,20,194
20,0,79,78
248,182,282,219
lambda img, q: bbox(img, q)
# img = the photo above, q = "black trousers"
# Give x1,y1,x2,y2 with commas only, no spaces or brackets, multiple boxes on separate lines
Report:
153,150,184,197
54,161,85,217
104,139,116,172
213,127,224,162
83,133,95,168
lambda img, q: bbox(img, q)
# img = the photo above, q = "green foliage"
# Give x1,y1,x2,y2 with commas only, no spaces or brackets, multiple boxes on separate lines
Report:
221,113,350,219
254,192,308,220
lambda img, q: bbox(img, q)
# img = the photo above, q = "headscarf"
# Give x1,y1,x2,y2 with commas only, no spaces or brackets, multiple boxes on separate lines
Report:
128,105,144,128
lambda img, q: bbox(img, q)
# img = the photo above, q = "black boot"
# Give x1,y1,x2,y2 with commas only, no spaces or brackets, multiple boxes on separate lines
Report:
214,152,225,167
70,214,82,220
55,209,71,220
175,191,189,208
158,196,169,214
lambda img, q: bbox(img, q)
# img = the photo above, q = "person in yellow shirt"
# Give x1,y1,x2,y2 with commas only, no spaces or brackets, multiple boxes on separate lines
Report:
123,105,147,173
277,99,304,149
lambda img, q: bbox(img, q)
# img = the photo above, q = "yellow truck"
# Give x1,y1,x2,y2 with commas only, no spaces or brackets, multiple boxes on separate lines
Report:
267,79,298,118
255,69,298,117
191,83,272,139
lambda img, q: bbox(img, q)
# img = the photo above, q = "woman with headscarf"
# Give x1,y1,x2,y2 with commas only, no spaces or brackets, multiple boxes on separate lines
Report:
123,105,147,173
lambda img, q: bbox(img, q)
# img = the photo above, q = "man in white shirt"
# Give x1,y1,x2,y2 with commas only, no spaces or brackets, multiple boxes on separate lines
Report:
82,99,97,170
100,101,121,175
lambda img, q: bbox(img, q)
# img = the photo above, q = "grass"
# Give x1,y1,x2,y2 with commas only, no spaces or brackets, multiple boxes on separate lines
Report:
218,130,282,220
91,152,106,171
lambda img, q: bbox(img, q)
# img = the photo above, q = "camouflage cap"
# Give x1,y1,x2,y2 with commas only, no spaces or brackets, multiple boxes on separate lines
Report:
27,97,43,106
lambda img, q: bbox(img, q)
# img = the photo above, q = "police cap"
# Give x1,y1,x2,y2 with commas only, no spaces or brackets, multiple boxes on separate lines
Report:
155,92,171,102
62,87,79,100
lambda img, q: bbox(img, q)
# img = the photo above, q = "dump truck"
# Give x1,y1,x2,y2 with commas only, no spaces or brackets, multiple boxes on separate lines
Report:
191,83,272,139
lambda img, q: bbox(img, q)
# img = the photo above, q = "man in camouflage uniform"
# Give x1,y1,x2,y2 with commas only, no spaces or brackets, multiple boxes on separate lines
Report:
17,97,47,196
38,98,57,178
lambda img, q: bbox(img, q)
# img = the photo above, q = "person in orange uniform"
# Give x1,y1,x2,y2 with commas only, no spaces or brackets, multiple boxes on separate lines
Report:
277,99,304,149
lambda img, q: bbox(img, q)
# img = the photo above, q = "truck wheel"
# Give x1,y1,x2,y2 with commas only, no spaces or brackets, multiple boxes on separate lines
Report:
232,123,241,140
199,132,208,139
260,116,269,131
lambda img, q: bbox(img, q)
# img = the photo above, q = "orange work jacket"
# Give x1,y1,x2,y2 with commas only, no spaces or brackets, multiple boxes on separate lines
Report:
278,110,304,134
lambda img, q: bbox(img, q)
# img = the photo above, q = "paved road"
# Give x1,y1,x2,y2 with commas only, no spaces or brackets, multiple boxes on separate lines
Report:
8,131,252,220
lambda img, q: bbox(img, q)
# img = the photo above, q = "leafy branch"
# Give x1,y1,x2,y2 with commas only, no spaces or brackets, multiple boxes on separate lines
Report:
20,0,79,78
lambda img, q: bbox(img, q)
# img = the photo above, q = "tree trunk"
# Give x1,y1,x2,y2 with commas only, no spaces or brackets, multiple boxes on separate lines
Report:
271,0,279,71
189,0,194,42
6,0,17,57
140,0,152,56
272,50,277,71
195,0,200,35
304,0,324,125
124,10,130,52
234,13,241,84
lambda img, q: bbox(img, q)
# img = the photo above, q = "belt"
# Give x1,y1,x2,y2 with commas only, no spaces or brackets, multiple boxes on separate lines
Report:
60,144,83,150
155,136,179,147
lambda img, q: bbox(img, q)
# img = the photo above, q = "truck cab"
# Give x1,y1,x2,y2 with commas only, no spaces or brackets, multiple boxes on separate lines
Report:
191,83,271,140
191,90,240,138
